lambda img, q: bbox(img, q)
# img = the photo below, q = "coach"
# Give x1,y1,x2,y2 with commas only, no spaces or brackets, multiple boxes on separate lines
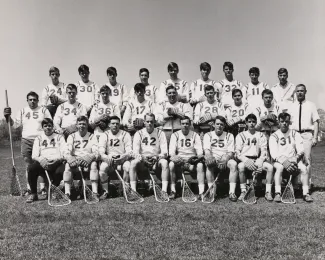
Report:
288,84,319,187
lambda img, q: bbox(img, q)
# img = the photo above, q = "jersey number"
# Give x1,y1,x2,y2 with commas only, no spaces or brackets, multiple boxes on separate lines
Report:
180,139,191,147
64,108,77,116
136,106,145,114
224,85,236,92
145,89,151,96
247,138,257,146
211,139,225,148
142,137,156,146
109,139,120,147
232,109,244,117
25,112,39,119
98,108,111,115
42,139,56,147
205,107,219,113
113,89,119,96
80,85,93,92
280,136,291,146
252,88,259,96
74,140,88,149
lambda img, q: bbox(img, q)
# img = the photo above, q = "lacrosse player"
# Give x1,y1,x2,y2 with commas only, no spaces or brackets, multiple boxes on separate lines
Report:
225,89,251,137
157,85,193,144
157,62,189,104
4,91,52,195
193,84,226,138
269,112,312,202
203,116,238,202
235,114,274,201
122,83,155,136
63,116,99,199
128,68,158,103
271,68,295,112
41,66,67,118
169,116,204,199
54,84,88,139
29,118,66,203
189,62,220,106
129,113,169,194
105,67,128,117
215,62,245,109
98,116,132,199
242,67,269,110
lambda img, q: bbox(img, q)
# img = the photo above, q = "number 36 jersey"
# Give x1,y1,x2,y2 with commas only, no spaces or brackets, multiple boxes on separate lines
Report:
66,132,98,157
32,133,66,161
203,131,235,159
98,130,132,156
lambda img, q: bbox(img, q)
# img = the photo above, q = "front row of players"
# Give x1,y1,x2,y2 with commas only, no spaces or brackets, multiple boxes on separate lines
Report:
28,111,313,204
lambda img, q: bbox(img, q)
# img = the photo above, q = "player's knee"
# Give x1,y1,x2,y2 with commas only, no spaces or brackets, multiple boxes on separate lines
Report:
227,159,237,170
274,162,284,172
63,171,72,182
237,162,245,172
99,162,109,172
159,159,168,170
196,163,204,173
123,161,130,172
169,161,175,171
263,162,273,172
130,159,140,169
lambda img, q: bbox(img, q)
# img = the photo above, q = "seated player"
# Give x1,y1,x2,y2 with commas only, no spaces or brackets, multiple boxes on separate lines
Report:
269,112,312,202
203,116,238,202
29,118,66,203
63,116,99,199
98,116,132,199
122,83,155,136
235,114,274,201
129,113,169,195
54,84,87,139
169,116,204,199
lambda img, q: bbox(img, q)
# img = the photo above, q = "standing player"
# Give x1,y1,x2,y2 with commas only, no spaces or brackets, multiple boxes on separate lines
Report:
271,68,295,112
63,116,99,199
203,116,238,202
98,116,132,199
54,84,87,139
129,113,169,194
215,62,245,109
269,112,312,202
189,62,220,106
235,114,274,201
41,66,67,118
157,62,189,104
242,67,269,110
4,91,52,195
169,116,204,199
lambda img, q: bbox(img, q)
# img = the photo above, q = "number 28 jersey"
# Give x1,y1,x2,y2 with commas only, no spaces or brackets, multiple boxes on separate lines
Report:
203,131,235,159
66,132,98,158
98,130,132,156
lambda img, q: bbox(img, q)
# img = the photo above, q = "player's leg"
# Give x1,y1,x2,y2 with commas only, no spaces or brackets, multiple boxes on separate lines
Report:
168,161,177,198
99,162,110,199
196,162,205,197
238,162,248,201
26,162,44,203
63,163,75,197
206,165,215,191
122,161,130,183
263,162,274,201
299,162,313,202
21,138,34,194
53,163,65,187
301,132,313,187
227,159,238,202
273,162,284,202
158,159,169,192
89,161,99,196
129,159,141,191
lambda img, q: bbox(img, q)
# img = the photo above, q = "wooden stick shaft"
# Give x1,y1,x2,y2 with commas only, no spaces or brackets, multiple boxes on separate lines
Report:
5,90,15,166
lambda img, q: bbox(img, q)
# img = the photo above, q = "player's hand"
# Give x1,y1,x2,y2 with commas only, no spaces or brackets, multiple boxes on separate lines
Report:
167,107,177,116
245,159,258,171
283,160,298,173
39,157,49,169
288,156,298,164
3,107,12,117
67,156,78,168
97,121,108,131
189,99,197,106
227,119,235,126
312,137,318,147
102,155,113,167
204,155,216,167
254,158,264,169
78,159,89,168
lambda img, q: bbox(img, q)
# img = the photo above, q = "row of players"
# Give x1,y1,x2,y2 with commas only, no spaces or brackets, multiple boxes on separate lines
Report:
20,112,312,204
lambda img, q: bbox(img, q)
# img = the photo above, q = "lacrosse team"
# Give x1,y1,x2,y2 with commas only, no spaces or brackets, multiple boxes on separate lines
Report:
3,61,320,204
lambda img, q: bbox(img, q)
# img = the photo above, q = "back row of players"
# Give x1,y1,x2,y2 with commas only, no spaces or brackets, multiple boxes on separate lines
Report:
3,61,320,204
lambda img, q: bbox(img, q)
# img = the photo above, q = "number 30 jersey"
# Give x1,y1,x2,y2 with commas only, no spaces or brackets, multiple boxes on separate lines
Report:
76,80,100,110
203,131,235,159
65,132,98,158
98,130,132,157
32,133,66,161
54,101,87,129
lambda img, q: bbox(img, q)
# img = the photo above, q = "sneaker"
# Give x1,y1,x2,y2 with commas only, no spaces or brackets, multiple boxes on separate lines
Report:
238,190,247,201
274,193,281,203
93,193,100,200
303,193,313,203
26,194,38,203
100,191,109,200
23,189,32,197
197,193,204,201
264,192,273,202
161,191,169,199
38,188,48,200
229,193,237,202
169,191,177,200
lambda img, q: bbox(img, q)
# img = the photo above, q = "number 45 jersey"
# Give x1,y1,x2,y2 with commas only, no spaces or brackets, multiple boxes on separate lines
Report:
98,130,132,157
203,131,235,160
66,132,98,158
32,133,66,161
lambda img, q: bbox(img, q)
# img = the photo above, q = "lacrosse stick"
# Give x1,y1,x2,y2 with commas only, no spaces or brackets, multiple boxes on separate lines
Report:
243,173,257,204
281,175,296,204
5,90,22,196
182,166,197,203
45,170,71,207
202,173,219,204
79,167,99,204
149,163,169,203
115,168,144,204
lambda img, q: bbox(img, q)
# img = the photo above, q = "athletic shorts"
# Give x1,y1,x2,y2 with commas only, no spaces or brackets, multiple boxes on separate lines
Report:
21,138,34,158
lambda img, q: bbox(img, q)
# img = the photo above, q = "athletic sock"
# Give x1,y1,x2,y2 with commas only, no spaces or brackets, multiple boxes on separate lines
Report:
240,183,246,192
91,181,98,194
275,185,281,194
207,182,213,188
302,185,309,195
170,183,176,193
65,182,71,195
40,182,46,190
130,181,137,191
162,181,168,192
266,184,272,193
102,183,109,192
198,184,205,194
229,182,236,194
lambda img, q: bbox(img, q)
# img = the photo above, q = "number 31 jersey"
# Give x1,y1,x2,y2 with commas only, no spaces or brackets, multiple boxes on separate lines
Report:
32,133,66,161
203,131,235,159
98,130,132,156
66,132,98,157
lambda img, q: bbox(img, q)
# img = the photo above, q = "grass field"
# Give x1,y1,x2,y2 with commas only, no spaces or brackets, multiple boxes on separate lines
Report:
0,145,325,260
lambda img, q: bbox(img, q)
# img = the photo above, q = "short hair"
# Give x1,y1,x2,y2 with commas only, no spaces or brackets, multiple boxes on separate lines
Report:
278,68,288,75
144,113,156,121
200,62,211,72
204,84,215,92
49,66,60,75
223,61,233,70
232,88,242,97
77,116,89,124
180,116,191,123
134,83,146,92
41,118,53,127
100,85,111,94
245,113,257,122
106,66,117,76
26,91,39,100
78,64,89,74
166,85,177,93
139,68,149,76
215,115,227,125
249,67,260,75
261,89,273,97
109,115,120,123
296,84,307,91
278,112,291,121
167,62,178,72
66,84,77,92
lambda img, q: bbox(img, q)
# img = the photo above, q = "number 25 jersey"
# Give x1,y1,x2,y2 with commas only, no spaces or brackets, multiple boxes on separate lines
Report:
203,131,235,159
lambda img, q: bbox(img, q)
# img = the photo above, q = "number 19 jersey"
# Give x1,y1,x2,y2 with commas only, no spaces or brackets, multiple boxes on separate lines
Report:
203,131,234,159
98,130,132,156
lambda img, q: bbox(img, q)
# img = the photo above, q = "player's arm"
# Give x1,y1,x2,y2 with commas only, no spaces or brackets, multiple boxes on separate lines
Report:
113,104,121,119
64,135,74,158
157,82,167,104
311,103,320,145
94,84,100,105
44,108,52,119
53,105,63,132
98,133,108,159
90,135,99,159
193,103,201,125
31,137,42,162
214,82,223,102
203,133,212,157
120,84,128,115
41,87,49,106
294,132,305,161
257,133,268,162
80,104,88,117
225,133,235,160
254,108,264,130
57,135,66,160
180,103,193,120
179,81,190,103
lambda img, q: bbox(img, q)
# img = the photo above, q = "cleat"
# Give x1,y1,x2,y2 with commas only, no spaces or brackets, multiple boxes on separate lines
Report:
26,194,38,203
274,193,281,203
23,189,32,197
93,193,100,200
100,191,109,200
238,190,247,201
168,191,177,200
264,192,273,202
38,188,48,199
229,193,237,202
197,193,204,201
303,193,313,203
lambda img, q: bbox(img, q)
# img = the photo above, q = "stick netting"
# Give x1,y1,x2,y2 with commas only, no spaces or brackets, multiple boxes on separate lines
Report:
202,183,216,203
83,181,99,204
182,175,197,203
10,166,22,196
123,182,144,204
48,183,71,207
281,176,296,204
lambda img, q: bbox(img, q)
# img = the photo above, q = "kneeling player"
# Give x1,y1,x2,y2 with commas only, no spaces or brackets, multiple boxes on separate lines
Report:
169,116,204,199
63,116,99,199
235,114,274,201
129,113,169,195
269,112,312,202
203,116,238,202
98,116,132,199
29,118,66,203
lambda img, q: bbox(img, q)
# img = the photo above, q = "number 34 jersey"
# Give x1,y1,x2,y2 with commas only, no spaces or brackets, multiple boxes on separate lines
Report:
66,132,98,158
203,131,235,159
54,101,87,129
98,130,132,156
32,133,66,161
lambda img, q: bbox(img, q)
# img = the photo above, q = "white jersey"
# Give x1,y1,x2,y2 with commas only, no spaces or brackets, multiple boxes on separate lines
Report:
76,80,100,110
54,101,87,129
89,102,120,124
41,82,66,106
98,130,132,156
226,102,250,122
194,100,226,130
94,127,107,143
269,129,304,161
65,132,98,158
189,79,220,103
243,82,269,109
122,99,155,126
32,133,66,161
254,103,281,132
271,82,296,112
158,79,189,104
203,131,235,159
235,131,268,160
133,128,168,157
216,79,245,107
14,106,52,139
105,82,128,109
129,84,158,103
169,130,203,160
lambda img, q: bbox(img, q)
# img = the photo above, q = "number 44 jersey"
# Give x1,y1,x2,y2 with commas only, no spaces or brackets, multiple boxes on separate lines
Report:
32,133,66,161
203,131,235,160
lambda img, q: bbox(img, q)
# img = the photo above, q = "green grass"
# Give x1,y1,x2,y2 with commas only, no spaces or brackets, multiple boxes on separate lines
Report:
0,146,325,260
